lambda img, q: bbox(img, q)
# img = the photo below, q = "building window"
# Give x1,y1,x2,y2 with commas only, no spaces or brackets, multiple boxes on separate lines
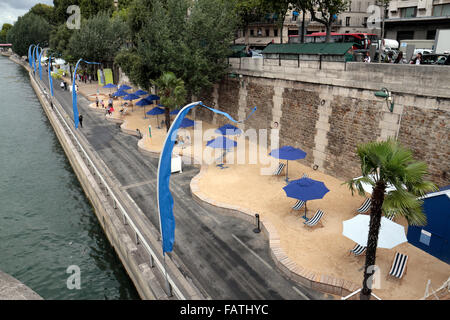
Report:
427,30,436,40
265,29,270,37
292,13,297,21
364,17,368,26
274,29,278,37
400,7,417,18
433,4,450,16
349,1,352,11
250,29,255,36
346,17,351,26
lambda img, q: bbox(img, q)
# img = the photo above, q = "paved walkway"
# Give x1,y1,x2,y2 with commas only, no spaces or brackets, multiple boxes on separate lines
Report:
0,270,42,300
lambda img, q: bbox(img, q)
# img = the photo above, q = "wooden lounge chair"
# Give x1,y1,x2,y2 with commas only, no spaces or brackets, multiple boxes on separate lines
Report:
357,198,371,214
348,244,366,256
292,200,305,211
304,209,325,228
273,162,285,176
387,252,408,280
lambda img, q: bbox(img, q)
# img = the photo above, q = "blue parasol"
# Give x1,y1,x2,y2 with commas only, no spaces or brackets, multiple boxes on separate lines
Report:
179,118,195,128
283,177,329,219
215,124,242,136
170,109,180,115
206,136,237,166
118,84,132,91
112,90,128,97
269,146,307,183
147,106,165,127
134,89,148,96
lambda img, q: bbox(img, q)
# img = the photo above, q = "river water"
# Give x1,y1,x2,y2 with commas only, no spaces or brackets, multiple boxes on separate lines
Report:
0,56,140,300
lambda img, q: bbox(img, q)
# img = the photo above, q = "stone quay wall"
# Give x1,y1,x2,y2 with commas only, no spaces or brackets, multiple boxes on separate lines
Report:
196,59,450,187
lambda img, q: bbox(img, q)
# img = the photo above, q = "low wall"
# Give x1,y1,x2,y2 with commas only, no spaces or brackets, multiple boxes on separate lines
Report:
0,270,43,300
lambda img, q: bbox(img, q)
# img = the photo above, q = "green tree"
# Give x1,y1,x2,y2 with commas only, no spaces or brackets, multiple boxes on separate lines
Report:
49,24,73,60
53,0,114,24
152,72,187,132
67,12,130,64
7,13,51,56
0,23,13,44
260,0,292,43
299,0,348,43
29,3,56,26
346,139,437,300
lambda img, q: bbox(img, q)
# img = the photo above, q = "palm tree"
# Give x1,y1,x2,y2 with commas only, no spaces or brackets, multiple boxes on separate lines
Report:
151,72,186,132
346,138,437,300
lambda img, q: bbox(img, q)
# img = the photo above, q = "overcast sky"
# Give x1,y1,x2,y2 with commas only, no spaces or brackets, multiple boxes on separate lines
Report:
0,0,53,26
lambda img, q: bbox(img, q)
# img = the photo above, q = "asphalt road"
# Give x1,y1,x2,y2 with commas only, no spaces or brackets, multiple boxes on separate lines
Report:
40,72,331,300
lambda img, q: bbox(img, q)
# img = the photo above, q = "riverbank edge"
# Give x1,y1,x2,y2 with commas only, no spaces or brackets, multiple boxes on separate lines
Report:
0,270,43,300
7,54,199,300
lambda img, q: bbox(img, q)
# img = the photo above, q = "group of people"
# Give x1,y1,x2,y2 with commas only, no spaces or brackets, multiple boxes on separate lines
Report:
77,71,93,84
363,51,422,64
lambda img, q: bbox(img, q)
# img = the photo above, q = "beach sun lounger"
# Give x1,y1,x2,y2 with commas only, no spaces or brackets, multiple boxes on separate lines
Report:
349,244,366,256
273,162,285,176
292,200,305,211
357,198,371,214
384,209,396,221
304,209,325,228
388,252,408,280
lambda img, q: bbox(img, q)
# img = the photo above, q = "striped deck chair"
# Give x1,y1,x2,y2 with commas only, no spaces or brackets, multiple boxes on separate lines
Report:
388,252,409,280
349,244,366,256
273,162,285,176
384,209,396,221
292,200,305,211
304,209,325,228
357,198,371,214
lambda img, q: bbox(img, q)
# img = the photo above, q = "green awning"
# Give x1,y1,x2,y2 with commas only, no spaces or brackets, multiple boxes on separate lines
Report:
262,42,354,56
229,45,247,58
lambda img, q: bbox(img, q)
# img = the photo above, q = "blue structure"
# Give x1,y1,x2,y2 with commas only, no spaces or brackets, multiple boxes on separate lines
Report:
407,187,450,264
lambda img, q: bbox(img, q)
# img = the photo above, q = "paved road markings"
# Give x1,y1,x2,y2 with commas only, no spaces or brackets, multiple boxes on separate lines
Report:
292,286,311,300
232,234,273,271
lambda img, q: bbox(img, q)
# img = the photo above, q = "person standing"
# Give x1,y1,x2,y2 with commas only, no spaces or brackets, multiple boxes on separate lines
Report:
364,51,371,63
96,96,99,108
394,51,404,64
78,114,83,128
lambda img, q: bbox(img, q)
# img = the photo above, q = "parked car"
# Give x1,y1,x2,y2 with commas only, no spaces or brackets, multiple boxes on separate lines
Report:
422,54,450,65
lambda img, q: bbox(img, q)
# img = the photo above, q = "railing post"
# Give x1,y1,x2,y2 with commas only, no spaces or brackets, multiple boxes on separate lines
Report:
253,213,261,233
150,255,154,268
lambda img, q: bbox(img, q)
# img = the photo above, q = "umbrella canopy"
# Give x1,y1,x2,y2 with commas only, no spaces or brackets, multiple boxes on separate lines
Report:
283,177,330,201
215,124,242,136
136,98,151,107
170,109,180,115
118,84,132,91
343,215,408,249
179,118,195,128
270,146,306,160
283,177,329,219
270,146,307,183
112,90,128,97
206,136,237,149
134,89,148,96
147,94,160,101
103,83,117,89
146,107,165,115
123,93,140,101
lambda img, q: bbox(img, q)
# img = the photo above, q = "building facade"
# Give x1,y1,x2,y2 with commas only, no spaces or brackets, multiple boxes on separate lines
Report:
235,1,378,48
385,0,450,41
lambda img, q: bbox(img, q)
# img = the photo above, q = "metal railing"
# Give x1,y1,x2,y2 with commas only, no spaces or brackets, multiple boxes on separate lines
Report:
33,75,185,300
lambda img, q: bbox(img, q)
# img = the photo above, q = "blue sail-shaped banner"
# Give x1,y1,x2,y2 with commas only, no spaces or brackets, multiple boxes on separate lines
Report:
157,102,256,254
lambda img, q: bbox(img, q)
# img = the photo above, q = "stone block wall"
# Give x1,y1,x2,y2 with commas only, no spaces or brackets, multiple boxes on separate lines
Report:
280,87,320,166
325,95,384,180
397,105,450,187
245,80,274,132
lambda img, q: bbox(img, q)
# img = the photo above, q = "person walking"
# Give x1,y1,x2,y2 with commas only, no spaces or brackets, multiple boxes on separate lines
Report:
96,96,99,108
78,114,83,128
394,51,404,64
364,52,371,63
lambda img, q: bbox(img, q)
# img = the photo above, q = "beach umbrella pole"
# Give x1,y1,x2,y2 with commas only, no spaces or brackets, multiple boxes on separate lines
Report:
303,202,308,220
286,160,289,183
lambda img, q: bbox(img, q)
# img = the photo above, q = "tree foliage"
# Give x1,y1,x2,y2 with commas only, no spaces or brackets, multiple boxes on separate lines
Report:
29,3,56,26
53,0,114,25
66,12,130,64
7,13,51,57
116,0,238,96
0,23,13,44
152,71,187,131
